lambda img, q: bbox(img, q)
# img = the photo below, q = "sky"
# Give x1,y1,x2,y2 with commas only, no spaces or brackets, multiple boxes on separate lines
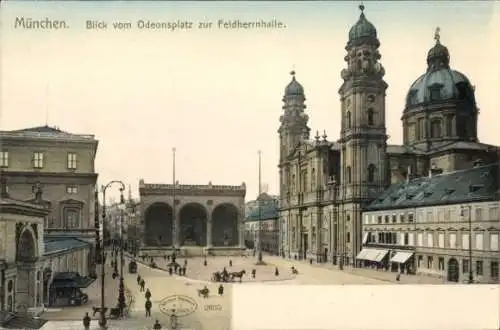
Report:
1,1,499,202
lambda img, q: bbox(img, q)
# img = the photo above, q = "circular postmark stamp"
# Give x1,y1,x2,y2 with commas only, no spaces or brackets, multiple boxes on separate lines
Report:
159,295,198,317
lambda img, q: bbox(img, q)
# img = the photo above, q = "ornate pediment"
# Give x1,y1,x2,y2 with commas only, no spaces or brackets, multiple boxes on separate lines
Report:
288,141,313,159
59,198,84,206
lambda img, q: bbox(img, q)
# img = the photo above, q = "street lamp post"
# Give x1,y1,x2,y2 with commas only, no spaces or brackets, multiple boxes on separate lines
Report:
99,180,126,329
461,205,474,284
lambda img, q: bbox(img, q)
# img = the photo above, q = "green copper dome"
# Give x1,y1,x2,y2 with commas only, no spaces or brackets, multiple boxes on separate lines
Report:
284,70,304,96
348,5,378,47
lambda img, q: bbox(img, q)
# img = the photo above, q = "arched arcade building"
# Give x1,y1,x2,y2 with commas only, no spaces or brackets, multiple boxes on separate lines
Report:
139,180,246,256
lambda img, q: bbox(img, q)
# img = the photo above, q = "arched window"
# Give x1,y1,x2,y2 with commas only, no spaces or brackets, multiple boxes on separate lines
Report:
346,111,351,129
368,164,376,182
346,166,352,184
367,108,375,126
430,119,442,138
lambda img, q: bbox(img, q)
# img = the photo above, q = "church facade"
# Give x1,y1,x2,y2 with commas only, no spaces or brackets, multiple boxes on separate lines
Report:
278,6,500,269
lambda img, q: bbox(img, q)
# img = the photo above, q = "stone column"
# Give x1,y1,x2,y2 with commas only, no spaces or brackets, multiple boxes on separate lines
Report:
238,206,245,248
206,211,212,248
173,206,180,249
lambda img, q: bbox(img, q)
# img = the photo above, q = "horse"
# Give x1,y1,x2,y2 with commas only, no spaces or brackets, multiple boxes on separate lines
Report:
197,287,209,298
230,270,246,283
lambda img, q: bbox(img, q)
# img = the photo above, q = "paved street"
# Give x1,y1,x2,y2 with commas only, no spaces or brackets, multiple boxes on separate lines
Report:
41,253,443,330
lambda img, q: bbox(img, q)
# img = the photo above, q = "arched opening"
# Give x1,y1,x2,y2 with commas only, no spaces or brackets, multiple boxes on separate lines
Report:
447,258,459,282
430,119,442,138
367,164,376,183
367,108,375,126
346,111,352,129
179,203,207,246
211,203,239,247
144,202,173,246
17,229,36,261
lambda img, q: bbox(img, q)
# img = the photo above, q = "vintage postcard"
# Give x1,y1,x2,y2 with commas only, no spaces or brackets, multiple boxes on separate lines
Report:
1,1,499,329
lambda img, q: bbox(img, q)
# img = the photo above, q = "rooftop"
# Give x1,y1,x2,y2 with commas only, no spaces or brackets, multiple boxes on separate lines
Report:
44,238,91,256
0,125,96,142
366,163,499,211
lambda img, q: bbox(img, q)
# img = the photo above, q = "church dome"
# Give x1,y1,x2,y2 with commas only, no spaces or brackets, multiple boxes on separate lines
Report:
404,28,476,110
347,5,378,47
284,71,304,96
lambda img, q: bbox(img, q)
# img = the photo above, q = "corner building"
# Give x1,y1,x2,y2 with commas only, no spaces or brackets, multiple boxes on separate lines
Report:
278,6,500,272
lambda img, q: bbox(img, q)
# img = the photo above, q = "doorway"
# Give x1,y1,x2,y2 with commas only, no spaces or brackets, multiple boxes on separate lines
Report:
447,258,460,282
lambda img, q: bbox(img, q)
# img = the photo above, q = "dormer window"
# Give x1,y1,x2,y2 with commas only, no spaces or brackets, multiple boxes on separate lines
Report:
407,90,418,105
428,84,443,102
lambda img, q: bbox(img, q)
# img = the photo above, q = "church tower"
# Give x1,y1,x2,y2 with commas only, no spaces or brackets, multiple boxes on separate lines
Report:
337,5,388,267
278,71,310,196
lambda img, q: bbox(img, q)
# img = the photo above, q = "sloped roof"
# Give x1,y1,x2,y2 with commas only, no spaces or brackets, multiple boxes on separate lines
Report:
44,238,91,256
366,163,499,211
1,125,95,142
246,201,279,221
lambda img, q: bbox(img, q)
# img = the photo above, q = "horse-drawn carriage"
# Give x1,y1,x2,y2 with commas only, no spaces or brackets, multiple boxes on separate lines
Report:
197,287,210,298
128,260,137,274
212,269,246,283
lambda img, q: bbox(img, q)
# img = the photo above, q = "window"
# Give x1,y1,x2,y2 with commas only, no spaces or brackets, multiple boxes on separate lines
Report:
67,152,77,169
438,232,444,248
377,216,382,224
462,233,469,250
346,111,351,129
463,260,469,274
384,215,389,223
33,152,44,169
0,151,8,167
310,168,316,191
66,185,78,194
429,86,442,101
408,124,416,141
408,213,414,223
346,232,351,244
409,233,414,246
346,166,351,184
490,233,499,251
476,260,483,276
367,164,376,182
427,233,434,247
489,207,499,221
438,257,445,271
404,233,409,245
417,255,423,268
449,233,457,249
475,233,484,250
418,211,424,223
399,214,405,223
430,119,442,138
437,210,445,222
427,211,434,222
417,118,424,140
64,208,79,228
427,256,434,269
367,108,374,126
417,232,423,247
475,208,483,221
392,214,397,223
491,261,499,279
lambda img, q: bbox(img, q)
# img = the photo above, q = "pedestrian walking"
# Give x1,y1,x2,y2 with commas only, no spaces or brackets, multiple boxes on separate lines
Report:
83,312,91,330
137,274,141,285
251,269,256,278
203,259,207,266
396,274,401,282
145,288,152,300
168,267,173,276
275,267,279,277
229,259,232,267
145,299,152,317
184,259,187,266
167,255,171,261
153,320,162,330
163,255,167,261
218,284,224,296
140,279,146,292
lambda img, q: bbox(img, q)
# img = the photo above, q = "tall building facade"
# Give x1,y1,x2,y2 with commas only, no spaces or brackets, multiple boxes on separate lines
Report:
278,6,500,270
0,125,99,278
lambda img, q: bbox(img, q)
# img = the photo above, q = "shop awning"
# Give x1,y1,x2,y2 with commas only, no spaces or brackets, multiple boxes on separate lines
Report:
356,248,388,262
390,251,414,264
51,272,95,289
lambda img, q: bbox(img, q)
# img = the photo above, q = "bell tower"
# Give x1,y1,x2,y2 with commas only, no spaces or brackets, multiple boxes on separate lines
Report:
337,5,388,267
278,71,310,203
